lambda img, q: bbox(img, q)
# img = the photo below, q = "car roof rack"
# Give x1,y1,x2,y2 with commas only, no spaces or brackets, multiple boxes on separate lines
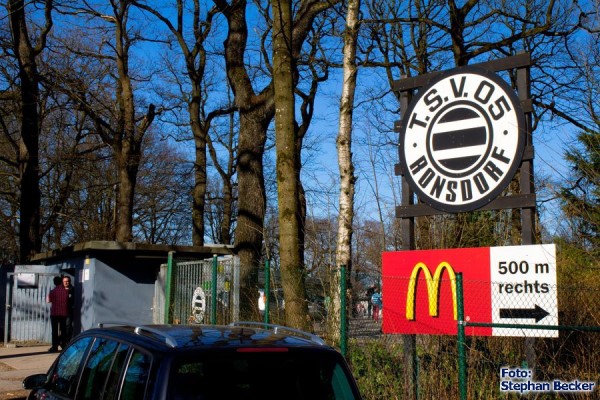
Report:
229,321,326,346
134,326,178,348
97,321,135,328
97,322,178,348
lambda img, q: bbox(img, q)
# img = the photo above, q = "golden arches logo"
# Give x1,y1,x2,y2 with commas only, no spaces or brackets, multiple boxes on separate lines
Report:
406,262,457,320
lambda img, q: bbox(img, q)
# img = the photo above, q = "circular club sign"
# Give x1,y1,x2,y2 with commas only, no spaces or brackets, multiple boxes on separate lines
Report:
399,66,526,212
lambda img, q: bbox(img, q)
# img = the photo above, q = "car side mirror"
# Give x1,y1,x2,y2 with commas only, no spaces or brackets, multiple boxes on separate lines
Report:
23,374,47,390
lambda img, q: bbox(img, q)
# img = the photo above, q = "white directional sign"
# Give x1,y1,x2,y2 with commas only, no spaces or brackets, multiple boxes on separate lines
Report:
490,244,557,337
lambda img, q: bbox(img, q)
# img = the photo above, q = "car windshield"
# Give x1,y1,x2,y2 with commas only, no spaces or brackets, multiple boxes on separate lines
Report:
169,349,359,400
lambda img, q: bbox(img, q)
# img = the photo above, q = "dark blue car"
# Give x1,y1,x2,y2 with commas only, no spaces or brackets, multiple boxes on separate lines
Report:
23,322,362,399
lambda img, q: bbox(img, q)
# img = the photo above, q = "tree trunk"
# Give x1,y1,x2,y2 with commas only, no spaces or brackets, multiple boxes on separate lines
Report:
8,0,50,262
215,0,336,319
219,112,236,244
332,0,360,343
221,180,233,244
216,0,270,318
114,7,138,242
112,1,156,242
273,0,309,330
191,97,207,246
236,111,269,317
115,145,139,242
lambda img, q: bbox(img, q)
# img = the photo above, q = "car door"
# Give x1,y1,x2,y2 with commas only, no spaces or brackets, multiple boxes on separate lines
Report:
75,337,126,400
74,337,153,400
117,348,153,399
27,336,94,400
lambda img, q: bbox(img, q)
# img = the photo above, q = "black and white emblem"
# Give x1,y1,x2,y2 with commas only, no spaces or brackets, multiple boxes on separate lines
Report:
399,66,526,212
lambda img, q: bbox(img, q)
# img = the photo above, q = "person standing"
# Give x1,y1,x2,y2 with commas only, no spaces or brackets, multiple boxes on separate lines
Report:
371,287,382,322
62,275,74,348
47,275,73,352
366,285,375,318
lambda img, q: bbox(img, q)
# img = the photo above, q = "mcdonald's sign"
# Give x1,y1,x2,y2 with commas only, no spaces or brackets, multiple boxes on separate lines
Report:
405,262,457,321
381,245,558,337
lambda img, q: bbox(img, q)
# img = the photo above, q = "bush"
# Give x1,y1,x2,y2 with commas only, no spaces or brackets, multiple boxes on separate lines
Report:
347,339,404,399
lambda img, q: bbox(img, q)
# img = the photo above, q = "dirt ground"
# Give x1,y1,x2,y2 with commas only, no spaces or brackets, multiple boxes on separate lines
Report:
0,364,27,400
0,349,31,400
0,390,27,400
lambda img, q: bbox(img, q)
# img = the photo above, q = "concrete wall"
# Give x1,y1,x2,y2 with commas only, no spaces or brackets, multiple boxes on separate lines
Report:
86,258,158,329
6,256,159,343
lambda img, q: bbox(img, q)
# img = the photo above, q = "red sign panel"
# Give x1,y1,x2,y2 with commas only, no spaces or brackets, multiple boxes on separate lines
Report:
382,248,492,336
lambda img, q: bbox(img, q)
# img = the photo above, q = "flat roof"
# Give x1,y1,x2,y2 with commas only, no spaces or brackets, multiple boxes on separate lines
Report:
30,241,234,264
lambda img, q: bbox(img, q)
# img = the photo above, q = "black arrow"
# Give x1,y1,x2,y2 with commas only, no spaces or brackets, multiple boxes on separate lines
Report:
499,305,550,323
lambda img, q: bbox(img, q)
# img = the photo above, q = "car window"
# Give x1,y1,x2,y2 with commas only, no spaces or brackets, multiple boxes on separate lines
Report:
77,337,119,399
120,349,152,399
49,336,93,397
330,363,359,399
103,343,130,400
169,351,359,400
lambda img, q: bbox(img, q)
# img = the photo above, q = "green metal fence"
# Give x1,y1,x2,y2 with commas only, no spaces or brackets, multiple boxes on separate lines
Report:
344,271,600,400
456,273,600,400
160,253,240,325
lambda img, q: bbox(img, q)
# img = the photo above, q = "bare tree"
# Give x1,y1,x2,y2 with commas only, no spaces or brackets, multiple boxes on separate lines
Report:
0,89,20,259
213,0,338,318
206,110,237,245
134,135,194,245
331,0,360,342
6,0,53,261
53,0,159,242
213,0,273,316
273,0,310,329
38,93,108,249
132,0,235,246
554,29,599,257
